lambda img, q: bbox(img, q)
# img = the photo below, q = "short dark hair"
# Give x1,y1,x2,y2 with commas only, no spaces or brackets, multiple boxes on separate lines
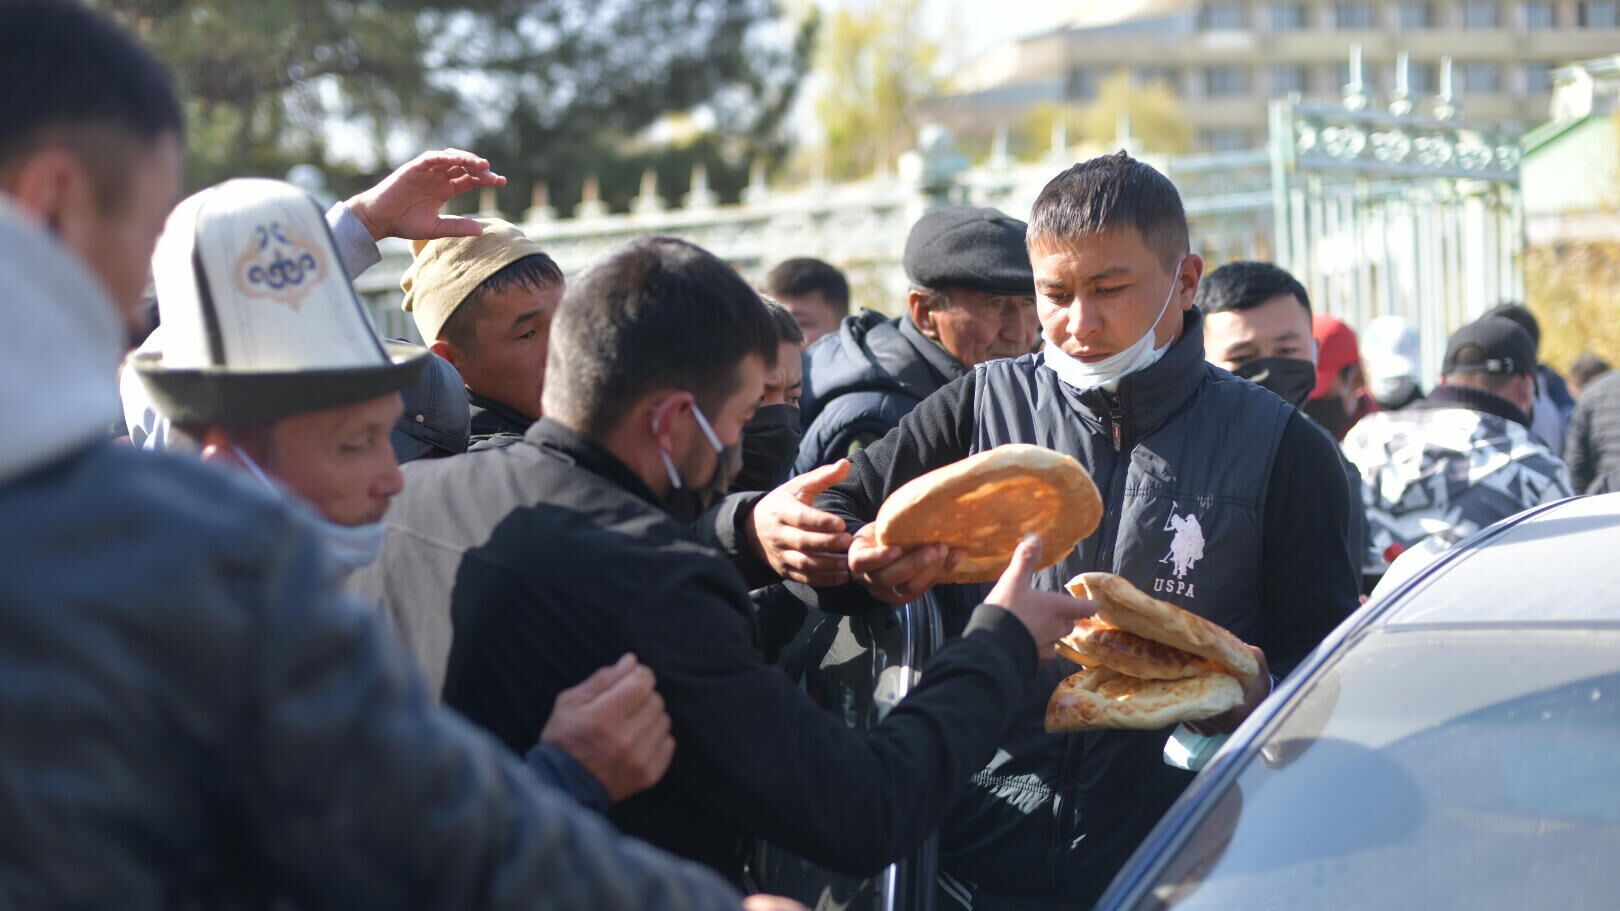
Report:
1570,353,1612,389
0,0,184,208
766,258,850,315
545,237,779,438
1027,151,1189,268
763,297,805,346
1485,302,1540,351
1196,261,1312,316
439,252,565,353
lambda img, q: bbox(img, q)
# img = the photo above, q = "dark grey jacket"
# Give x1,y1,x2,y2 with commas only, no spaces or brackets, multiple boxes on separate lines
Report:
0,441,740,910
1567,369,1620,494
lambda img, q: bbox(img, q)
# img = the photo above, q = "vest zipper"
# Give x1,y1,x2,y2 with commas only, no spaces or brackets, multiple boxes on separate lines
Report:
1105,391,1125,452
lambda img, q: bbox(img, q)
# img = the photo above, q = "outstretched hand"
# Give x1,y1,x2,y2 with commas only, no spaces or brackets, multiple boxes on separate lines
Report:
345,148,507,242
748,460,856,587
985,535,1099,663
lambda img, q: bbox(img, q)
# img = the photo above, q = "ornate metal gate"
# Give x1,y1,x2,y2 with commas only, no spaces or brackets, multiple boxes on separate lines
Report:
1268,58,1525,383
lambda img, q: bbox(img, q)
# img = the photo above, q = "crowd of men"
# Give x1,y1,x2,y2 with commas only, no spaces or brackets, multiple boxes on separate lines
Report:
5,2,1620,909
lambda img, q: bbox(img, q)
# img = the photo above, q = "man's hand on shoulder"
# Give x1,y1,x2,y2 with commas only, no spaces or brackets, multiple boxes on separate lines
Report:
345,148,506,242
747,460,855,588
540,654,675,803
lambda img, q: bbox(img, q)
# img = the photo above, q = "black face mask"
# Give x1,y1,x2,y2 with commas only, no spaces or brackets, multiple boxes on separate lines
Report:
732,403,802,493
1234,357,1318,410
1302,395,1354,440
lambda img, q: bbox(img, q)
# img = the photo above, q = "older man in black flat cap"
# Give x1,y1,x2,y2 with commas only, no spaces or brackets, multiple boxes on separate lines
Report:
794,206,1038,474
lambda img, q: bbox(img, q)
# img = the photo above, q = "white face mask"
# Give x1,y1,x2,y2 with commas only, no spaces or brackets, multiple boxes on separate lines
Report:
1042,256,1186,392
231,445,387,578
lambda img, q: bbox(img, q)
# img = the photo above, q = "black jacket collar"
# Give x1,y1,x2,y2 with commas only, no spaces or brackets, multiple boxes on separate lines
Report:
1065,308,1210,451
526,418,668,511
467,390,535,438
1415,383,1531,427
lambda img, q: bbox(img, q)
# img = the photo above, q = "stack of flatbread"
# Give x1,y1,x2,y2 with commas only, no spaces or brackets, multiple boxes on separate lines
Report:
1045,572,1259,732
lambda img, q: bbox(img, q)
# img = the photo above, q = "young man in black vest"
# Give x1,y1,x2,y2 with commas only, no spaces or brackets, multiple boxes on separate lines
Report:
765,152,1360,908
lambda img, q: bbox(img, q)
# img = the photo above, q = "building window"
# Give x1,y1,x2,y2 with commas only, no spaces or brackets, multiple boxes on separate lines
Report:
1268,3,1306,29
1459,61,1502,92
1462,1,1499,27
1524,62,1554,93
1581,1,1620,26
1525,1,1557,28
1066,67,1103,101
1398,2,1434,27
1135,66,1180,89
1271,64,1309,95
1203,129,1254,152
1205,65,1252,97
1203,2,1247,29
1335,2,1375,28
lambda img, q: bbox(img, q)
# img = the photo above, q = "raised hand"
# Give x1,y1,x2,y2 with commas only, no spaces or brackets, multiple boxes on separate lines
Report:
345,148,507,242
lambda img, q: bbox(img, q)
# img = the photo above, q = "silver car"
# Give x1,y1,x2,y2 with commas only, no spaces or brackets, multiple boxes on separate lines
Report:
1096,493,1620,911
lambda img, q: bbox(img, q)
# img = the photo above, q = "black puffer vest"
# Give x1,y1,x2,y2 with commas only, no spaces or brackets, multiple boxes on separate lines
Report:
933,309,1293,908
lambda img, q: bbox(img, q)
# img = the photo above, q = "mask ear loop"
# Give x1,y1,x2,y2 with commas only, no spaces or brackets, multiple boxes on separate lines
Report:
231,445,279,494
689,403,725,453
652,413,685,490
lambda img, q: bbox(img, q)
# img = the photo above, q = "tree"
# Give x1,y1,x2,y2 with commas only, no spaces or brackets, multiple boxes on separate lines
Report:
94,1,810,201
1526,241,1620,371
1075,72,1193,156
811,0,942,182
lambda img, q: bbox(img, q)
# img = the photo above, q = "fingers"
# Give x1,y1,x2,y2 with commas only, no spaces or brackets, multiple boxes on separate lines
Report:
411,147,491,173
857,544,949,604
789,459,851,503
1051,595,1100,622
743,896,811,911
770,498,849,537
559,653,636,703
774,550,850,588
587,661,657,718
427,215,487,239
1002,534,1042,584
446,170,506,195
770,519,851,555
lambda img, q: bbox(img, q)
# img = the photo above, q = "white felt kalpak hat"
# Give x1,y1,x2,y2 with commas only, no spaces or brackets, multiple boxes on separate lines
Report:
132,178,425,425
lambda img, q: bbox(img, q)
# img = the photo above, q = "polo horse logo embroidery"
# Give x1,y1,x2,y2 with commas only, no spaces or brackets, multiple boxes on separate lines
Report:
1161,503,1205,580
235,221,325,309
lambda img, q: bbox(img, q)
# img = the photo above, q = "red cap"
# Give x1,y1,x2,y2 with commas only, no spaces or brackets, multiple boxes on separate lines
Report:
1310,313,1361,402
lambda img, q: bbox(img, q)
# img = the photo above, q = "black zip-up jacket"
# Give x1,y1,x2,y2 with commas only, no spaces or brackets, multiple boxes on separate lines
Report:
363,418,1040,885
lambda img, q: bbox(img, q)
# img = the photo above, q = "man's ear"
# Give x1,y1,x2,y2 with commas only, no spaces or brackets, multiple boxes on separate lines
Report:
429,338,462,373
1176,254,1205,310
5,148,93,239
909,289,940,340
646,390,695,454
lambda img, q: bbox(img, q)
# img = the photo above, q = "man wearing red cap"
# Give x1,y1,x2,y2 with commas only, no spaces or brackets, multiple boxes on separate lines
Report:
1304,313,1378,441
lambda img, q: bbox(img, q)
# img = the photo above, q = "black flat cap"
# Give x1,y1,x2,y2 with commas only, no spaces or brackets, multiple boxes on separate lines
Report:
1443,316,1536,377
903,206,1034,297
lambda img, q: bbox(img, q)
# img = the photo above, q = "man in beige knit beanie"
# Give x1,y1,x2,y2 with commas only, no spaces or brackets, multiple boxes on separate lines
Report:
401,219,564,443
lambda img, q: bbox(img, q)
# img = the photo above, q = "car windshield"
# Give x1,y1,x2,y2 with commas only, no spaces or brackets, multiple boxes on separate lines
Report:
1123,626,1620,911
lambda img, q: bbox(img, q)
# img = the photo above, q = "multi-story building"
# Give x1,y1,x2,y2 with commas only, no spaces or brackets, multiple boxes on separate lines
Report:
935,0,1620,152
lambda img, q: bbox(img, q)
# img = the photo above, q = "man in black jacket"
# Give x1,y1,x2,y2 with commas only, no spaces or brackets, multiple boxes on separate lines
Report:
763,153,1359,908
356,235,1098,886
795,207,1038,474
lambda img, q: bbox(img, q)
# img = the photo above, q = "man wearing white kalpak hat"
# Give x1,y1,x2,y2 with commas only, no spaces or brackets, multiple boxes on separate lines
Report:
131,177,429,581
0,2,772,908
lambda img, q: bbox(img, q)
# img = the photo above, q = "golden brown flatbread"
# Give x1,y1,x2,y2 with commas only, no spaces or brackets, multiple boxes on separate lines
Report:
1067,572,1259,685
1055,617,1216,681
1044,665,1244,732
872,444,1102,584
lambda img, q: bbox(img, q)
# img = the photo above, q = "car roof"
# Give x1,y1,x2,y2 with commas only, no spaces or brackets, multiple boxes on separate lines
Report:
1379,493,1620,627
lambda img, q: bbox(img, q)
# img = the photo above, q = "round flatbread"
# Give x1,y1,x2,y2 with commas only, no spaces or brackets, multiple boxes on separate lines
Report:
873,444,1102,584
1044,665,1244,732
1056,617,1216,680
1067,572,1260,685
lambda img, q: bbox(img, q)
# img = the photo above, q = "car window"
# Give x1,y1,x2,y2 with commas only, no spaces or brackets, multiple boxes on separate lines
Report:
1123,626,1620,911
